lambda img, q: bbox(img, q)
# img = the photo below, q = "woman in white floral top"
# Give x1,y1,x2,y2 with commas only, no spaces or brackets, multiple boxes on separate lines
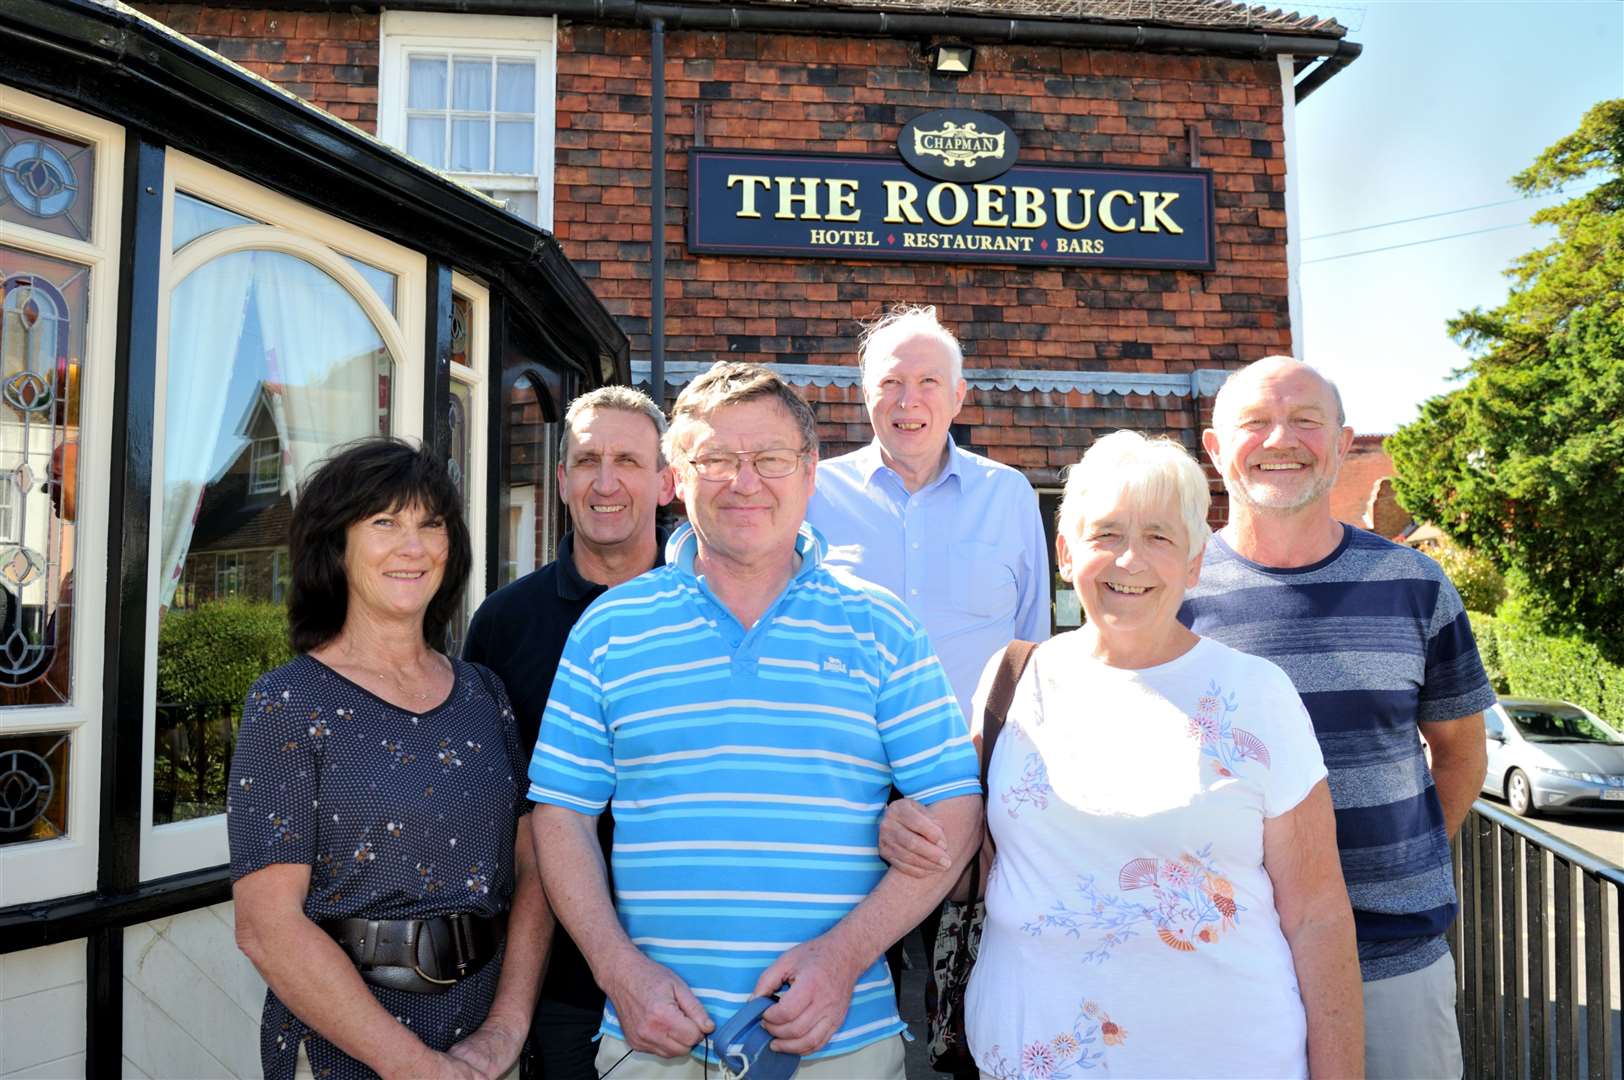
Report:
883,431,1362,1078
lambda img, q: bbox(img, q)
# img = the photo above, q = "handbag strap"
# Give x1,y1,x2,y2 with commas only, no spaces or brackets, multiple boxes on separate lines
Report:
980,639,1036,796
963,639,1037,902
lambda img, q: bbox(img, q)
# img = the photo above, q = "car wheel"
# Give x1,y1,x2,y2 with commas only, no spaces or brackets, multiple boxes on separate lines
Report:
1506,769,1536,817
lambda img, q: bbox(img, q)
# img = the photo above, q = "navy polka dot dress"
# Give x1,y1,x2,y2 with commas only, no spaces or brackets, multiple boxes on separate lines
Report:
227,655,528,1080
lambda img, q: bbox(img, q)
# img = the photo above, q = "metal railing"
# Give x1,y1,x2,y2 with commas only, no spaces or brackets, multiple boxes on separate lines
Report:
1451,800,1622,1079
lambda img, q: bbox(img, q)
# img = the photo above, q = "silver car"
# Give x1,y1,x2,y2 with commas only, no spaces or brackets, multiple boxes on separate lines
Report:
1482,697,1624,816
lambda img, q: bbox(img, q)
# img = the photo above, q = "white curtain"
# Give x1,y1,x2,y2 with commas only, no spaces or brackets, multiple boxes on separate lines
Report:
157,252,254,608
252,254,388,492
158,250,392,608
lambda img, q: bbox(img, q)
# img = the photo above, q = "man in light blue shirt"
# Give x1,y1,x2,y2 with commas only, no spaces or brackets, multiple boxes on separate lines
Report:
807,305,1051,722
531,362,981,1079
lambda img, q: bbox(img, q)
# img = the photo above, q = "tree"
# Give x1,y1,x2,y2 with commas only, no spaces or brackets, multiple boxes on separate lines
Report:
1389,99,1624,662
1428,538,1507,616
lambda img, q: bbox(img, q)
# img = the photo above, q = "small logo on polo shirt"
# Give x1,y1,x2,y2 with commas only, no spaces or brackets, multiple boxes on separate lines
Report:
823,656,846,674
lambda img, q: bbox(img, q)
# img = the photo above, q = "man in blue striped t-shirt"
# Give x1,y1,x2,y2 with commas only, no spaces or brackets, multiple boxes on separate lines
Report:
1180,356,1494,1080
530,362,982,1080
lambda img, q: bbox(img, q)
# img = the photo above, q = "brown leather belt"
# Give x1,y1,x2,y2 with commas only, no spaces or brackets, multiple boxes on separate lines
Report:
322,912,506,995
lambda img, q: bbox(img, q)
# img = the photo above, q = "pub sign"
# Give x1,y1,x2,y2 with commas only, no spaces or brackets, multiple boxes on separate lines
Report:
688,110,1214,270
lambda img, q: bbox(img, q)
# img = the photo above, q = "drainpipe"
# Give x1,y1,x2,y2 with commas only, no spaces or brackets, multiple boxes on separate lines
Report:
1292,40,1362,101
649,15,666,403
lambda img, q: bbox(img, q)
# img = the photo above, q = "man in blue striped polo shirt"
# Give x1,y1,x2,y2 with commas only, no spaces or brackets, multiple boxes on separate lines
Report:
530,362,983,1079
1180,356,1494,1080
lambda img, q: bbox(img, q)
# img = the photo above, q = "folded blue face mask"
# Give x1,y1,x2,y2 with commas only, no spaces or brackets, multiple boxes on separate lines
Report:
711,988,800,1080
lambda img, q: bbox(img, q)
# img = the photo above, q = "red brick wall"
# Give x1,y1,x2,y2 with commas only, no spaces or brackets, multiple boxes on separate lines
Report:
1330,437,1395,529
135,5,380,130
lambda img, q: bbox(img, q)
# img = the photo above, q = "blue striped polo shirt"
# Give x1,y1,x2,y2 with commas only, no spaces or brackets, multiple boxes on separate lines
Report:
1180,526,1496,981
529,523,981,1059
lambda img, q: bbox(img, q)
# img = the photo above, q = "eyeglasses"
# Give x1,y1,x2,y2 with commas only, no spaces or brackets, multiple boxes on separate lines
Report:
684,447,807,481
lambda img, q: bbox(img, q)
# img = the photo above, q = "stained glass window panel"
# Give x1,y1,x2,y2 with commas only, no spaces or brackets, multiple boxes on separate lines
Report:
450,294,471,369
0,730,70,846
0,246,86,707
0,117,94,243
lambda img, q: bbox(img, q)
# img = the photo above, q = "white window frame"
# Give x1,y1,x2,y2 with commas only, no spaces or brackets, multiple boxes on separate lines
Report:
378,11,557,229
271,548,289,605
212,551,246,598
248,435,280,494
451,273,490,618
0,86,124,907
139,150,426,881
0,478,16,542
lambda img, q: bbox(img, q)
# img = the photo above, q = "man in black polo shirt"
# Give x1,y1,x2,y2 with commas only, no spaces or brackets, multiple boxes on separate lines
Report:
464,385,673,1080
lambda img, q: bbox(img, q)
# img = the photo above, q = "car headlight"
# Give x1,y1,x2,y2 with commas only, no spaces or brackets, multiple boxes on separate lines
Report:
1535,767,1607,784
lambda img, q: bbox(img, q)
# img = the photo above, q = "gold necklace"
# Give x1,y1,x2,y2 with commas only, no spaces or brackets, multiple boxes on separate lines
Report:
366,666,432,703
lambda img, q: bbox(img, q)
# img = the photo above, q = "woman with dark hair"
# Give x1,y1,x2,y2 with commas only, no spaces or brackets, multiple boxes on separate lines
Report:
227,438,550,1080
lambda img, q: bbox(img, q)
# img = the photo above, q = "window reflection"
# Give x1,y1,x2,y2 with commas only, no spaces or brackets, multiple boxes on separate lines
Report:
155,249,394,824
1038,490,1080,632
0,246,86,707
499,373,558,585
170,191,257,251
342,255,397,316
446,375,473,653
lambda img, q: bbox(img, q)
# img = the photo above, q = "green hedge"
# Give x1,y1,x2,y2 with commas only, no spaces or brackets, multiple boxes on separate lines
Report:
156,597,292,707
1468,611,1624,728
154,598,293,823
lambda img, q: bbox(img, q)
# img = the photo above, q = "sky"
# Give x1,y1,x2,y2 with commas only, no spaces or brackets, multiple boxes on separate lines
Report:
1291,0,1624,435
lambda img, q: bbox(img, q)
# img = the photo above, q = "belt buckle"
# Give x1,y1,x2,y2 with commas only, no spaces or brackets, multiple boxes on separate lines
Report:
412,915,469,987
411,961,458,987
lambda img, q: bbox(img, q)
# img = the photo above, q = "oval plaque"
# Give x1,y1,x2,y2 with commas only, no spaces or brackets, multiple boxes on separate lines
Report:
899,109,1020,183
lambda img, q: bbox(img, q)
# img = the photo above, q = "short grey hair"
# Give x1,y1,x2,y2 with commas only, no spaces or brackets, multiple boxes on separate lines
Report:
663,362,819,463
858,304,964,384
559,385,669,467
1213,356,1346,428
1058,431,1211,561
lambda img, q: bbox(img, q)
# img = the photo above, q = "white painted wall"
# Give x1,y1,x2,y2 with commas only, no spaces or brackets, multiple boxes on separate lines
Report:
121,903,266,1080
1278,54,1305,359
0,940,86,1079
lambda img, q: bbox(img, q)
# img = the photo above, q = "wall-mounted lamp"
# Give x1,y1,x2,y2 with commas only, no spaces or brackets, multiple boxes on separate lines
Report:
928,41,975,75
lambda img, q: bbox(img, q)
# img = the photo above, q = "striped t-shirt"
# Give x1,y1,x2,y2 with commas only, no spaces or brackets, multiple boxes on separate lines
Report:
529,523,981,1059
1180,526,1496,981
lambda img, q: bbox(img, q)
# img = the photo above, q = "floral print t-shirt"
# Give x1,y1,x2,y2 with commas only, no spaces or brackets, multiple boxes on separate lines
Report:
227,655,528,1080
965,634,1328,1079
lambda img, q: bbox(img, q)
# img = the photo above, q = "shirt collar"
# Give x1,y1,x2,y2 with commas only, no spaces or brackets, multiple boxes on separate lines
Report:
861,436,964,491
556,526,669,601
666,522,824,582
